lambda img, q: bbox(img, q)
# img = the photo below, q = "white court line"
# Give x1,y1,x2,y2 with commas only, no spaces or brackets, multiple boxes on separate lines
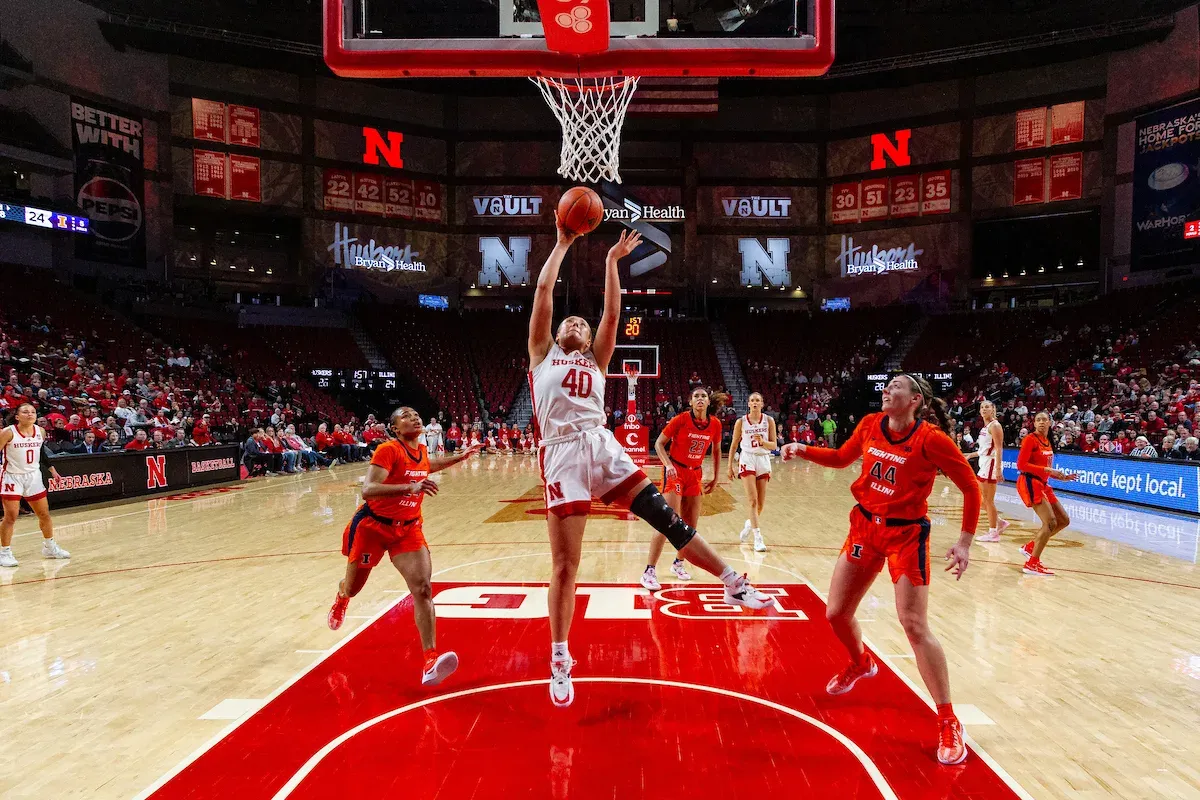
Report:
344,615,373,620
294,650,328,655
268,677,899,800
199,699,263,721
729,557,1035,800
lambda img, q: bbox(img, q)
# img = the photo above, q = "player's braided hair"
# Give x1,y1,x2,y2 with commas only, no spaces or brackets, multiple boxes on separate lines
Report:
903,374,953,437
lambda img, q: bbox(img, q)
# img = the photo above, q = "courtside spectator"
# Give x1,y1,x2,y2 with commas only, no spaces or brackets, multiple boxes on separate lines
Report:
1170,437,1200,462
124,429,151,451
70,431,100,455
242,428,274,476
314,422,347,464
1130,436,1157,458
192,414,213,446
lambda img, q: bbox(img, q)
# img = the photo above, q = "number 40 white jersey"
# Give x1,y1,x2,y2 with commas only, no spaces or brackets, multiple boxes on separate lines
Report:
529,343,607,441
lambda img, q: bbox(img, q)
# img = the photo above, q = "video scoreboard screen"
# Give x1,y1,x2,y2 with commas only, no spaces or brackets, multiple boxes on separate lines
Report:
864,372,956,409
310,368,398,390
0,203,89,234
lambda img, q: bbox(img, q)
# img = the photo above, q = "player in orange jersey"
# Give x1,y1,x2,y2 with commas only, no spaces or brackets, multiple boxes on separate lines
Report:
1016,410,1076,576
782,374,981,766
327,406,480,687
640,386,723,590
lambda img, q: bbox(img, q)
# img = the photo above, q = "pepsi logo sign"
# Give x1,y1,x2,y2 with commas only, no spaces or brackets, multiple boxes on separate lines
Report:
77,176,142,242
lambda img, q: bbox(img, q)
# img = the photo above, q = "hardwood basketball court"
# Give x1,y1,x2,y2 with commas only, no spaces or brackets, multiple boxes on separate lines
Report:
2,456,1198,798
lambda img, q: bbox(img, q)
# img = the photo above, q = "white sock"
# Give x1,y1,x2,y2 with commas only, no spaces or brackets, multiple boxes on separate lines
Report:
752,528,761,535
0,546,10,552
551,641,569,661
988,527,997,535
719,566,739,587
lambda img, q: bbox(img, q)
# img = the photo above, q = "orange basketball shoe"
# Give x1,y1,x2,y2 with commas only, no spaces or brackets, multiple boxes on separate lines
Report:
1020,540,1035,558
825,652,878,696
1022,557,1055,576
937,718,967,765
327,593,349,630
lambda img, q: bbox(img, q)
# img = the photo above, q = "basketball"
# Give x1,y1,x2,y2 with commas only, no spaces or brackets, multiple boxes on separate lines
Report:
557,186,604,236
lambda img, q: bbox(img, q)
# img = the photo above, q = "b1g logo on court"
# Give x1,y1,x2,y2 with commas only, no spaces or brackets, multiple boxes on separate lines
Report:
478,236,531,286
432,584,807,621
739,238,792,288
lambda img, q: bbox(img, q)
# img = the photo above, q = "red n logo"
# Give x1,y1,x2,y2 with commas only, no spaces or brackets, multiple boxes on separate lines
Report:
870,129,912,170
146,456,167,489
547,481,564,502
362,127,404,168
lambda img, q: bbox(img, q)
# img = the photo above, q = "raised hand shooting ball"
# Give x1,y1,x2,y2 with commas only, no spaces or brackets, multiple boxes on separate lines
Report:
557,186,604,236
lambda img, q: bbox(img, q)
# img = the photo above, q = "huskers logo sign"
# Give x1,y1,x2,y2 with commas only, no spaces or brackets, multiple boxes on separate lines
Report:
146,455,168,489
738,238,792,288
478,236,531,286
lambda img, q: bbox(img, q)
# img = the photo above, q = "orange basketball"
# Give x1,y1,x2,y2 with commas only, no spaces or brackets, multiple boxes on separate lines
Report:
557,186,604,236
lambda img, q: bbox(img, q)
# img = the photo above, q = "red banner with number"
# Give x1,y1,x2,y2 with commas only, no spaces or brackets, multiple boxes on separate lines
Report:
860,178,889,221
920,170,951,215
1015,107,1047,151
384,177,414,220
322,168,354,212
413,180,443,222
193,150,227,198
1014,158,1046,205
192,99,226,143
1048,153,1082,202
354,173,385,215
1050,102,1085,146
228,104,260,148
228,155,261,202
830,183,860,224
889,176,919,218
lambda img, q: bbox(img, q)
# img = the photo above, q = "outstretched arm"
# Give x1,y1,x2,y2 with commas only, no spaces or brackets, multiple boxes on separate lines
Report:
429,443,481,474
782,418,868,469
529,214,579,369
592,229,642,373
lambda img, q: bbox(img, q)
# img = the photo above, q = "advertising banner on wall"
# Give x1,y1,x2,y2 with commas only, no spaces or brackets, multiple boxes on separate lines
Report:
72,98,146,267
308,221,448,290
1132,96,1200,271
821,223,960,308
1001,449,1200,515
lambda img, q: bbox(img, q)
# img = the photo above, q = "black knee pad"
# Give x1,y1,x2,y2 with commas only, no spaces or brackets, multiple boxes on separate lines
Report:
629,484,696,551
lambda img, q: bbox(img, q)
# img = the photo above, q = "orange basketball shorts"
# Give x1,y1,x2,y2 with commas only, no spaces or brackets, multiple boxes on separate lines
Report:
842,506,932,586
662,463,703,497
342,505,426,568
1017,473,1057,508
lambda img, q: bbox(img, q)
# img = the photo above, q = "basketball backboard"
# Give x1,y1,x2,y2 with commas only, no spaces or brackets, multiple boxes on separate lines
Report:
606,344,660,379
324,0,834,79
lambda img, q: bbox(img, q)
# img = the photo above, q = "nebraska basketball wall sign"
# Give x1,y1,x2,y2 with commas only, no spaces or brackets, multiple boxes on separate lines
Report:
71,98,145,267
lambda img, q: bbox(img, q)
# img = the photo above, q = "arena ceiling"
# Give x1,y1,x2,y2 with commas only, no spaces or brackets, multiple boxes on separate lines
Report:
81,0,1191,91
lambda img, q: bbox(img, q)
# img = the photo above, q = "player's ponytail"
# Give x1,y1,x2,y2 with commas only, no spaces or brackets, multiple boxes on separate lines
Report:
906,374,954,437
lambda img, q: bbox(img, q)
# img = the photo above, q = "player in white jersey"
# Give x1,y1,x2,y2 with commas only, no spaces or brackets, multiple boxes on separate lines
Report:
0,403,70,567
530,215,774,708
727,392,776,552
424,418,444,455
966,400,1007,542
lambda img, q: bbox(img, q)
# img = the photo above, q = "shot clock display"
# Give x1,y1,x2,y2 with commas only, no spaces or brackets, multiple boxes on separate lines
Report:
623,314,643,339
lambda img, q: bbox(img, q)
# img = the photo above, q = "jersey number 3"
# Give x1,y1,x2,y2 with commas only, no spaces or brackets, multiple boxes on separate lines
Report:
869,461,897,484
561,368,593,399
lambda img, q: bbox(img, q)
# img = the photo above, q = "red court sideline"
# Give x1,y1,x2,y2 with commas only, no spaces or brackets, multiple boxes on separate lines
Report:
142,583,1027,799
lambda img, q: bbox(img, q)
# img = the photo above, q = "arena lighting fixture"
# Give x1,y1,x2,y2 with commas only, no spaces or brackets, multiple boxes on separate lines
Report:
711,278,718,283
210,258,217,265
718,0,789,32
470,283,476,288
248,266,255,272
985,274,993,281
266,268,273,275
1038,266,1045,273
1076,258,1083,266
1002,271,1009,278
229,264,236,270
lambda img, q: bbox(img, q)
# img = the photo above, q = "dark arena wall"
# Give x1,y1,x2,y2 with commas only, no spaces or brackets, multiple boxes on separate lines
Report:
2,0,1200,309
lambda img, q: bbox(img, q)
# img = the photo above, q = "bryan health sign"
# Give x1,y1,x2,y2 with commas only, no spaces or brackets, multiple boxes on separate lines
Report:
1001,449,1200,515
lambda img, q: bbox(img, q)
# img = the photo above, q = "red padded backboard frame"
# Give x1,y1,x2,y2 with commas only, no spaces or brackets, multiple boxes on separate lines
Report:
323,0,835,79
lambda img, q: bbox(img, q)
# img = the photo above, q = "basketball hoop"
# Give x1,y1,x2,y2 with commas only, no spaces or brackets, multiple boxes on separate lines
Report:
622,363,641,423
531,76,640,184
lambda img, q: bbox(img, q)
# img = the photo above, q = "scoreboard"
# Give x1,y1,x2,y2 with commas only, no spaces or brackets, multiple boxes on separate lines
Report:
0,203,89,234
310,368,398,390
864,371,956,409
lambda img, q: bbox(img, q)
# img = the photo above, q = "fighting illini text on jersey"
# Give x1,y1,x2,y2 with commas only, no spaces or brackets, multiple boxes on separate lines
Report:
664,412,722,469
805,413,981,531
368,439,430,521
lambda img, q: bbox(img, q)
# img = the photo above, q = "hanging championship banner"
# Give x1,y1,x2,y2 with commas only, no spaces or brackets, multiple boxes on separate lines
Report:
192,99,226,142
1050,102,1085,146
1014,158,1046,205
1015,107,1047,150
72,98,146,267
1048,153,1083,202
229,155,261,203
193,150,228,198
228,104,261,148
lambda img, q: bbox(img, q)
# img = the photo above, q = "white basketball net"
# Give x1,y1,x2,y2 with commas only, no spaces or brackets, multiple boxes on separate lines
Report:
531,76,640,184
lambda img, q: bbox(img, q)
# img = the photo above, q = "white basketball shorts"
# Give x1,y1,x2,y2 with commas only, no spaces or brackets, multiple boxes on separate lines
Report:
738,451,773,480
538,427,647,517
1,470,47,502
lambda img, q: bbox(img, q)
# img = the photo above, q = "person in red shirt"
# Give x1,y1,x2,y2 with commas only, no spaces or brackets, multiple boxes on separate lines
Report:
191,414,213,446
641,386,722,589
327,407,480,686
1015,411,1077,576
1080,432,1099,454
124,429,151,451
781,374,981,767
445,423,462,453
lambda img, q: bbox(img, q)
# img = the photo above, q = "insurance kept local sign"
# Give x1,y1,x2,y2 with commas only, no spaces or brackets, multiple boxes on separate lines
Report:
1001,449,1200,515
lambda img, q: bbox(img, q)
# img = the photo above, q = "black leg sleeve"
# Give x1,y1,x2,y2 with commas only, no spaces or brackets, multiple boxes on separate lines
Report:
628,484,697,551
